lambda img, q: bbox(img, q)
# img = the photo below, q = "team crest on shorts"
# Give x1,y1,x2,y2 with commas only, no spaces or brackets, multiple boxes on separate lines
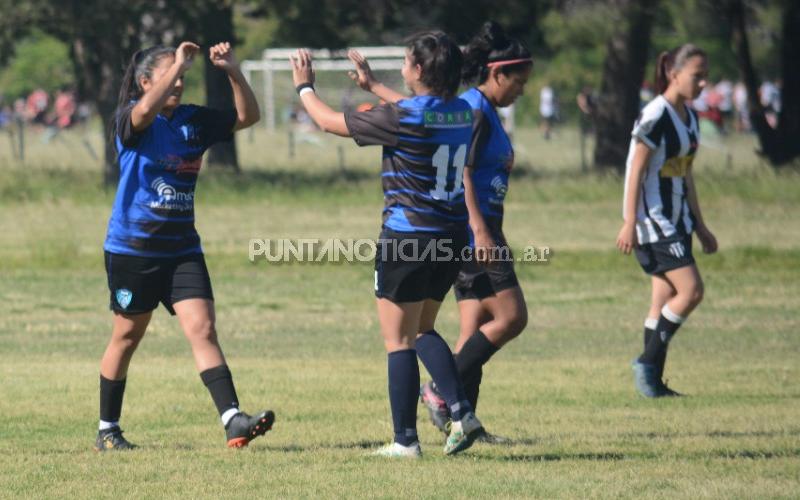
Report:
115,289,133,310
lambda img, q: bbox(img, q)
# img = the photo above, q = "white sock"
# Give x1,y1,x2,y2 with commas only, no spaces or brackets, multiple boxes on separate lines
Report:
221,407,241,427
661,304,686,324
99,420,118,431
644,318,659,330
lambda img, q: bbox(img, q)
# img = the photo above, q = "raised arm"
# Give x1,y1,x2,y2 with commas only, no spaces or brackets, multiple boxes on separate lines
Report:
290,49,349,137
131,42,199,132
616,141,654,254
209,42,260,131
347,50,407,104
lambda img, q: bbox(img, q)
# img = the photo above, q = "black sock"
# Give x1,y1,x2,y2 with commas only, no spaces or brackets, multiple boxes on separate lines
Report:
387,349,419,446
644,327,654,349
200,365,240,417
638,313,683,367
457,362,482,412
99,375,127,424
455,330,499,411
416,330,471,420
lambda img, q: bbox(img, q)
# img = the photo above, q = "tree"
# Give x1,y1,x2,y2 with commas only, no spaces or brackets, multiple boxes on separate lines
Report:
198,1,239,170
593,0,659,172
726,0,800,166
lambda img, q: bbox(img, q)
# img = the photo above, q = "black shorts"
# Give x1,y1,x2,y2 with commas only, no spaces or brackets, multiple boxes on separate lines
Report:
374,229,468,303
104,251,214,315
454,255,519,301
635,233,695,276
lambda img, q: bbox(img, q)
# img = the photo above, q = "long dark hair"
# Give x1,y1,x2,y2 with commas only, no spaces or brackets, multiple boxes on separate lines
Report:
404,31,463,99
111,46,175,139
462,21,532,85
654,44,706,94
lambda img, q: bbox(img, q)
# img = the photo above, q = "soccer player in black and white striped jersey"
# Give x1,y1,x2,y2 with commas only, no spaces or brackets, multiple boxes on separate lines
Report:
617,44,718,397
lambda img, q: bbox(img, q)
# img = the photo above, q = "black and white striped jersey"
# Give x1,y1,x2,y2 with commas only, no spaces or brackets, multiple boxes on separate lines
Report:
623,95,700,244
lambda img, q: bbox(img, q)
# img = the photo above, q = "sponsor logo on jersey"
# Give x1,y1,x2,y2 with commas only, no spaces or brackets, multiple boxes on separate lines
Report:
660,155,694,177
423,110,473,129
490,175,508,199
149,177,195,210
156,155,203,175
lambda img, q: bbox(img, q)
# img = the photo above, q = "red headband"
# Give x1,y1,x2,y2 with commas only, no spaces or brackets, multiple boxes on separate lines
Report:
487,58,533,68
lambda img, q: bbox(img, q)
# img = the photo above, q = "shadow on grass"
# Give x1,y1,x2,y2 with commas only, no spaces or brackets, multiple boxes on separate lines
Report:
489,448,800,463
621,429,800,440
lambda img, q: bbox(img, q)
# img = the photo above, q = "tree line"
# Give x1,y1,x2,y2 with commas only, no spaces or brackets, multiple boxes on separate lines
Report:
0,0,796,182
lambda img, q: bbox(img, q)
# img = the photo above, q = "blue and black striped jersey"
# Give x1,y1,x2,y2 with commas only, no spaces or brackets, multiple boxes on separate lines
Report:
345,95,473,234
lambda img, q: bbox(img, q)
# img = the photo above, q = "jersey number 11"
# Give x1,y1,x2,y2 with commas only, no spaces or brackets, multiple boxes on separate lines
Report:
430,144,467,201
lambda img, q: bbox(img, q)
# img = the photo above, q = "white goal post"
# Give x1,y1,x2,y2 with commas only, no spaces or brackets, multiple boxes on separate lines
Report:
241,46,514,134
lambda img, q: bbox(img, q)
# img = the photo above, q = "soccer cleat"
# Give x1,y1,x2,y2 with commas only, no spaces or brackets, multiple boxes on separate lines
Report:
444,412,484,455
661,379,683,397
419,382,450,435
372,441,422,458
225,410,275,448
94,426,137,452
631,360,674,398
474,428,512,445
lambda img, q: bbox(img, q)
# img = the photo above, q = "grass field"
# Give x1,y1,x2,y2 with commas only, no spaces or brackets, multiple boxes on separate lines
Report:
0,125,799,498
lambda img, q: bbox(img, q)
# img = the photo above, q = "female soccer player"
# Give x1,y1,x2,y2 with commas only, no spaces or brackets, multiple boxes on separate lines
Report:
616,44,717,397
290,32,483,458
415,21,533,440
96,41,273,451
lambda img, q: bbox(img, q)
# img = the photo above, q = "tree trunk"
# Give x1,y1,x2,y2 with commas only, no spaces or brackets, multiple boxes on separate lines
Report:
728,0,800,166
593,0,658,172
201,2,239,171
70,36,126,185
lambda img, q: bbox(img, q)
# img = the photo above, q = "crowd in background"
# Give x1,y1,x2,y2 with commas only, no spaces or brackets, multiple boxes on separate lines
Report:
0,79,784,141
0,88,91,133
547,78,783,140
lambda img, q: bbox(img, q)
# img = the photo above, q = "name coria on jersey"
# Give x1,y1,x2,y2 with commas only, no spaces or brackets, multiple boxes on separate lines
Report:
423,110,473,129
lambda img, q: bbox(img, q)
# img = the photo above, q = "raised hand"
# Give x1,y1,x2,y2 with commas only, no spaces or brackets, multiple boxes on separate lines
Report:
290,49,315,87
175,41,201,72
347,49,378,91
209,42,238,71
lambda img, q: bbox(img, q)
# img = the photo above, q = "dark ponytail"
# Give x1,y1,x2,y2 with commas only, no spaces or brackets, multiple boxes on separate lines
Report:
405,31,463,99
111,46,176,138
462,21,532,85
654,43,706,94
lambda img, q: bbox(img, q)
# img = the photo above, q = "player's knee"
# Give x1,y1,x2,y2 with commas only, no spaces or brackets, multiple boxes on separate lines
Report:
113,328,145,353
497,308,528,339
690,281,705,307
507,308,528,338
185,318,218,345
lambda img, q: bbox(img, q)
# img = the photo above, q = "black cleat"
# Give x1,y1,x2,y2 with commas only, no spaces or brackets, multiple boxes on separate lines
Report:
94,426,137,452
420,382,450,435
474,428,512,445
661,380,683,397
225,410,275,448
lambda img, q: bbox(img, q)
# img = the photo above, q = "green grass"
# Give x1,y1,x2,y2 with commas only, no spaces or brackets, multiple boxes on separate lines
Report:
0,126,799,498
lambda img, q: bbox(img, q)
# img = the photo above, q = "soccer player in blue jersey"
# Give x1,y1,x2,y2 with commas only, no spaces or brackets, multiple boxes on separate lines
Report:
290,32,484,458
421,22,532,441
617,44,717,397
351,22,533,442
96,41,273,451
